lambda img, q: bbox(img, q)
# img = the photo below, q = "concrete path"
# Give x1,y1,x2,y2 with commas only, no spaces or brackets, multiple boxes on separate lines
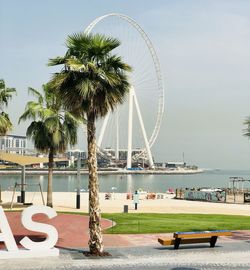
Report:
0,242,250,269
0,212,250,269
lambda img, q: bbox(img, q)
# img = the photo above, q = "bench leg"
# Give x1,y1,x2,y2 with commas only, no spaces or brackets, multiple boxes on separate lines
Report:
210,236,218,247
174,238,181,249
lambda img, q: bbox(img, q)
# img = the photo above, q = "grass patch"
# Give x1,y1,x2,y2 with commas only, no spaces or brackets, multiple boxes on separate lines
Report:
102,213,250,234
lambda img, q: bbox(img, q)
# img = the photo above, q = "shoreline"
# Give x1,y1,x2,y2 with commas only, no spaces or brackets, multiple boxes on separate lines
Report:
0,168,204,175
2,191,250,216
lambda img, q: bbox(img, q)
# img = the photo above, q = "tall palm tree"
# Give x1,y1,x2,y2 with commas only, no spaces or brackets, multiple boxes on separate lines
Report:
0,79,16,135
48,33,131,255
19,85,80,207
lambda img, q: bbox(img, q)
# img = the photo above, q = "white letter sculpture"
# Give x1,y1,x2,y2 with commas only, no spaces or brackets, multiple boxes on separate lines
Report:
20,205,58,251
0,207,18,251
0,205,59,259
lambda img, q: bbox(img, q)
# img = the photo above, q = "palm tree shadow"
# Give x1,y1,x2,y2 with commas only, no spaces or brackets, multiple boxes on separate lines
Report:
154,245,220,250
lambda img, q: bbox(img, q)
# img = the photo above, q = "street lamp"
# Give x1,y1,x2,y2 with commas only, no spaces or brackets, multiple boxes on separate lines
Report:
76,152,81,209
111,186,117,199
21,165,25,203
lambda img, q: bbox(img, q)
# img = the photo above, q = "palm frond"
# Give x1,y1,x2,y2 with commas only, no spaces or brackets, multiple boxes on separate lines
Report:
21,82,79,154
28,87,44,103
243,117,250,138
48,56,67,66
49,32,131,121
0,112,12,135
66,58,86,71
0,79,16,107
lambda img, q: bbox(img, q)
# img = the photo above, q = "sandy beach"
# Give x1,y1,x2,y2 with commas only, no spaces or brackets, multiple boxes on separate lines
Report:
1,191,250,216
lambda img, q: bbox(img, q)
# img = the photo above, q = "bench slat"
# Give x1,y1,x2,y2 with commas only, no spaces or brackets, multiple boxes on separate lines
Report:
180,237,211,245
158,237,211,246
175,230,230,234
158,238,175,246
174,231,232,239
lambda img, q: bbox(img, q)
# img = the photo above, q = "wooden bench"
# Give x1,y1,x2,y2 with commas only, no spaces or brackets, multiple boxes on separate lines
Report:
158,230,232,249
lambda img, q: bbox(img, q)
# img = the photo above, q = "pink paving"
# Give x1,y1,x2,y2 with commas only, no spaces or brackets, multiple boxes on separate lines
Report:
1,212,248,249
4,212,113,249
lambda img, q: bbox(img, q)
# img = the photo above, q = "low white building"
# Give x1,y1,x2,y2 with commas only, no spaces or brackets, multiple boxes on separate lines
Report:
0,135,27,154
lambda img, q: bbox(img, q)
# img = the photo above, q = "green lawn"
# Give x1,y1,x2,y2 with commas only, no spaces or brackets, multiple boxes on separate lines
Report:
102,213,250,234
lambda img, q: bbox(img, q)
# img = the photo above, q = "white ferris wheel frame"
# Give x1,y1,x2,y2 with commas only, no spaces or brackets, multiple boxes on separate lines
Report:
85,13,165,169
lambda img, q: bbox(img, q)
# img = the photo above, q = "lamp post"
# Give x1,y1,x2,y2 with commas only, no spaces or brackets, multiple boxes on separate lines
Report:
21,166,25,203
134,190,139,210
76,152,81,209
111,186,117,199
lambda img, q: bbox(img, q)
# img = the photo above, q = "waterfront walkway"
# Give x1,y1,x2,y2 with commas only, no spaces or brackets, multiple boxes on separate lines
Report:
1,212,250,270
4,212,250,248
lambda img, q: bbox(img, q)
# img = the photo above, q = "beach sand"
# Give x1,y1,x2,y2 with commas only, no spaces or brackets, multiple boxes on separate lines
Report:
1,191,250,216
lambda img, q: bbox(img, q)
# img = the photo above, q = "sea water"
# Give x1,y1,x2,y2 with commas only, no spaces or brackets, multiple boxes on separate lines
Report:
1,170,250,193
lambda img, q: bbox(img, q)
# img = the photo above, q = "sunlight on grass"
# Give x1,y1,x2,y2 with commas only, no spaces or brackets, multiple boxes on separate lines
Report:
102,213,250,234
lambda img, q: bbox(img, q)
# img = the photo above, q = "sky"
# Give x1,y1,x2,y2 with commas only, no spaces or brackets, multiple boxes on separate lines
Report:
1,0,250,170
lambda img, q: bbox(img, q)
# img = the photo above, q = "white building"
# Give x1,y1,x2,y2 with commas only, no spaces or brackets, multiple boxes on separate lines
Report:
0,135,27,154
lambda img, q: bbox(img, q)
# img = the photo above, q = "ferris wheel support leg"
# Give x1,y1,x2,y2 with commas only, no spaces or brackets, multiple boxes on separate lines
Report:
115,110,119,160
127,88,134,169
97,111,110,148
133,89,155,169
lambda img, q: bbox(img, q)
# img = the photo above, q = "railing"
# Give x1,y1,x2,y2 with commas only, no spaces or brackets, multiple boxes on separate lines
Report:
175,188,250,204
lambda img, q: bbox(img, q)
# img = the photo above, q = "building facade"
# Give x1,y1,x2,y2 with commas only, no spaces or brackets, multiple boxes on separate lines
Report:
0,135,27,154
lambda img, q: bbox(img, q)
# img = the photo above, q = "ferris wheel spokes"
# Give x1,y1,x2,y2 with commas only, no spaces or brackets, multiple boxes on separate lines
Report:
97,111,110,148
127,87,154,169
133,87,154,169
127,87,134,169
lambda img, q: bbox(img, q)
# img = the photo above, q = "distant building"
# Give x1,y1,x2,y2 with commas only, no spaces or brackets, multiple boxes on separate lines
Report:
165,162,186,169
103,148,144,160
0,135,27,154
66,150,87,167
66,149,87,159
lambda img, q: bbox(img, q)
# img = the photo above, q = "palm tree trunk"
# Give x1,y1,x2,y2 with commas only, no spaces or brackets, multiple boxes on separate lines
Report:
87,111,103,255
47,148,54,208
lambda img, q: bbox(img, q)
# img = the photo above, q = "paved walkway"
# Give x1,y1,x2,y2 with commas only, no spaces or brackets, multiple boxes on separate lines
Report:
4,212,250,249
5,212,112,249
1,212,250,269
1,241,250,270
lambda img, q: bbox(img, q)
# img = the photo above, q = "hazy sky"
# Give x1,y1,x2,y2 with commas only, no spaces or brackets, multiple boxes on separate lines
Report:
1,0,250,169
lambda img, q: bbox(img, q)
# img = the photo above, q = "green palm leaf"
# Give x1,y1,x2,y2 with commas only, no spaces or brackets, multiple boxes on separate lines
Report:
0,79,16,135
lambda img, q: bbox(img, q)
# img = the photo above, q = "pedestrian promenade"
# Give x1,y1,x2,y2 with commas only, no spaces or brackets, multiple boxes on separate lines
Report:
1,212,250,269
4,212,250,248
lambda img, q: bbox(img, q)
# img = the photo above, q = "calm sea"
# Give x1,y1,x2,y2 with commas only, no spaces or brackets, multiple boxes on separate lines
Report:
1,170,250,193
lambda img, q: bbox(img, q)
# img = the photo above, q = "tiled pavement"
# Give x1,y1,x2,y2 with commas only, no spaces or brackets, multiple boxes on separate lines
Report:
4,212,250,248
1,212,250,269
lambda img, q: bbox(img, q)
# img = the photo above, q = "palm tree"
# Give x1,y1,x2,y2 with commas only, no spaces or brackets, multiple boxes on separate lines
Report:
19,85,80,207
0,79,16,135
48,33,131,255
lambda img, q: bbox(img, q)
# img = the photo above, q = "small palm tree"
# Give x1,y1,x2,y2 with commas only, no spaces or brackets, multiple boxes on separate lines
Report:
243,117,250,138
19,85,80,207
0,79,16,135
49,33,131,255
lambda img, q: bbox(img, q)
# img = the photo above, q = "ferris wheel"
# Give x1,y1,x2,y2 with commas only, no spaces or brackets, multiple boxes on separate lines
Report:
85,13,164,169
